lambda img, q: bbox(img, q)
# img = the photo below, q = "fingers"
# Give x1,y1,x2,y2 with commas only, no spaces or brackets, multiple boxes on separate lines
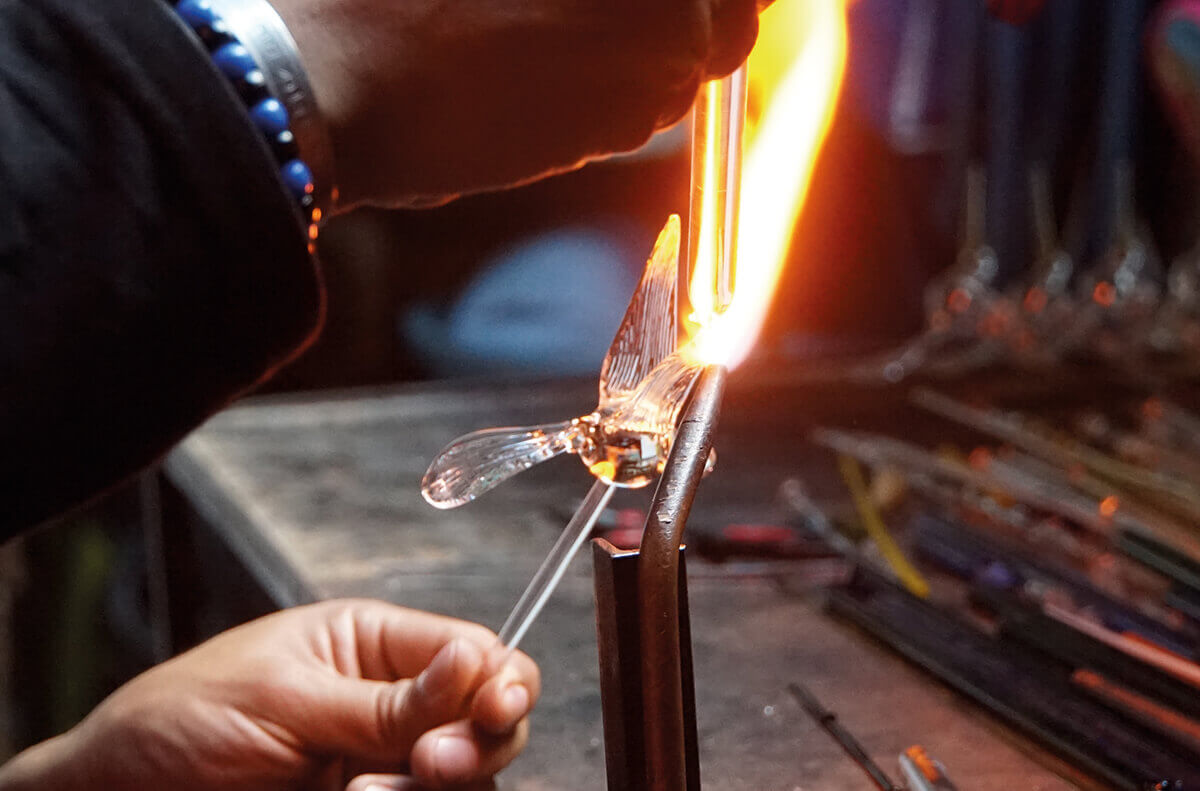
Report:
404,657,536,788
653,70,704,130
344,776,426,791
371,637,485,755
336,647,537,785
643,0,758,133
311,599,498,682
306,637,486,763
345,775,496,791
704,0,760,79
399,638,487,730
273,601,542,781
409,719,531,788
282,601,544,767
472,651,541,735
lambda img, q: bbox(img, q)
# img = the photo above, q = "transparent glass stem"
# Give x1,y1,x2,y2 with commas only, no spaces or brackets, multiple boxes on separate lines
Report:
495,479,616,655
685,63,748,324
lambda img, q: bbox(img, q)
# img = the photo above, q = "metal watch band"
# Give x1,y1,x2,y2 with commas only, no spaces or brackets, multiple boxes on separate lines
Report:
206,0,337,217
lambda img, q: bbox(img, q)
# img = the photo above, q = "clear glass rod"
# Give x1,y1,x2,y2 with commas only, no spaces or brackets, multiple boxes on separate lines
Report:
685,63,748,325
495,479,615,656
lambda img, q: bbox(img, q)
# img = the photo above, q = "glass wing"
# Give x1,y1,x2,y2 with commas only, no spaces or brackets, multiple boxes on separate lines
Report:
598,214,681,405
421,421,579,508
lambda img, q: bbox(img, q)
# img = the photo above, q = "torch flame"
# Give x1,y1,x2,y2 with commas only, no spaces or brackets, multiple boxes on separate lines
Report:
686,0,848,368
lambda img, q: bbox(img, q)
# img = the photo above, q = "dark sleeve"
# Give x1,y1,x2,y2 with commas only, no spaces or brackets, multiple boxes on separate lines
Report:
0,0,325,533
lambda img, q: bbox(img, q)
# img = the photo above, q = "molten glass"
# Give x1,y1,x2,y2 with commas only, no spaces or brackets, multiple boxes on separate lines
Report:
688,0,848,367
686,65,747,326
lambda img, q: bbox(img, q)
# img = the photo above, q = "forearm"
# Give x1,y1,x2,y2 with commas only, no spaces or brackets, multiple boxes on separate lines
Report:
0,0,323,532
0,732,88,791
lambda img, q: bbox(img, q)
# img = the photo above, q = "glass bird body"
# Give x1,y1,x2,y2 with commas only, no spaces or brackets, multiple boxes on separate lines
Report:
422,215,704,509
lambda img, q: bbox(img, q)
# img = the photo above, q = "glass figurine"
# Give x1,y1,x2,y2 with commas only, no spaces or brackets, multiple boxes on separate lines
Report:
421,215,706,509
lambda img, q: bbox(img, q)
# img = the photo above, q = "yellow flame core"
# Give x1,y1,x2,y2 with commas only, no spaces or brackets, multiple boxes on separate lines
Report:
689,86,729,329
686,0,848,368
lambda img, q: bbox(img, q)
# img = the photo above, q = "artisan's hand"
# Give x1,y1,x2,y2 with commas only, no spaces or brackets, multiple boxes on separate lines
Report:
268,0,762,208
0,600,539,791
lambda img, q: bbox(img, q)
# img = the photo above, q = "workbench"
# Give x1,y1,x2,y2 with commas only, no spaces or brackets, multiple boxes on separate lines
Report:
164,375,1096,790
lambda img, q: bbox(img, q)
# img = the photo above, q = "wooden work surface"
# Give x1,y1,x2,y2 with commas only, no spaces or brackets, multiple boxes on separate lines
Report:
165,375,1096,791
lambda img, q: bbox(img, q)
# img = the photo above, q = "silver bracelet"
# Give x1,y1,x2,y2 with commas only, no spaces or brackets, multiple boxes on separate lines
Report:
206,0,337,219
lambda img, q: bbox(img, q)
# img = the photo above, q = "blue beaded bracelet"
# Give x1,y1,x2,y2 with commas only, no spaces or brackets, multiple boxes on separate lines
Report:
169,0,326,241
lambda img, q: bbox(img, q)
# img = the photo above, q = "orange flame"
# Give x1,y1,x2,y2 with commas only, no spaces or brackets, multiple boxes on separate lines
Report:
686,0,848,368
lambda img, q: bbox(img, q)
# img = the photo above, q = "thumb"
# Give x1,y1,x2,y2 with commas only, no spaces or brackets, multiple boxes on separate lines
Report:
345,775,496,791
301,637,487,763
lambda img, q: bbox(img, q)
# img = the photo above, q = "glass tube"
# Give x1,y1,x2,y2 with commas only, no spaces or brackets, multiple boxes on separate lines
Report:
684,64,748,326
495,479,615,655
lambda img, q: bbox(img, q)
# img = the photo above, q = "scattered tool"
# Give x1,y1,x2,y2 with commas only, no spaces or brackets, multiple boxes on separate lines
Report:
837,454,931,598
789,682,961,791
787,681,905,791
899,745,960,791
827,570,1200,788
778,477,859,557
